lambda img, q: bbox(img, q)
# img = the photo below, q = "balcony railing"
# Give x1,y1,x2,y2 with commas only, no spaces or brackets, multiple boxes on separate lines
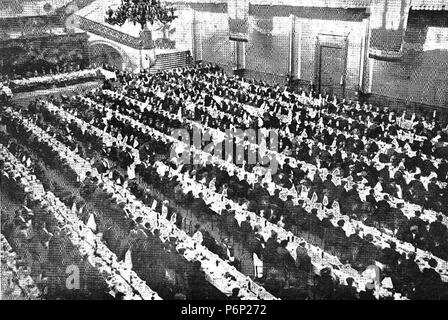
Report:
75,15,177,50
76,15,145,49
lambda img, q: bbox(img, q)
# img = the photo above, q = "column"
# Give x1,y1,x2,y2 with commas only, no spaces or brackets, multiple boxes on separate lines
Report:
289,14,295,78
140,25,155,71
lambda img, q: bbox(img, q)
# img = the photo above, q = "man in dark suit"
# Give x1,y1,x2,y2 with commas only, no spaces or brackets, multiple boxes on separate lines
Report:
365,189,377,207
276,240,296,279
239,216,253,243
397,252,421,288
379,242,401,270
359,287,377,300
429,215,447,243
336,277,358,300
415,259,442,300
227,287,241,300
264,230,279,270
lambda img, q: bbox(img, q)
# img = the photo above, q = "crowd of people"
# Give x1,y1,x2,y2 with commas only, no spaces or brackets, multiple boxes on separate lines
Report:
110,63,448,249
1,98,277,300
0,62,89,82
51,91,448,297
37,94,371,299
0,112,169,300
95,62,448,298
0,63,105,94
2,61,448,300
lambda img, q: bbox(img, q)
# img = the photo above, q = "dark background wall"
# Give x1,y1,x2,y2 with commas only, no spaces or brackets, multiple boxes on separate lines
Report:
0,33,90,77
180,2,448,109
191,4,368,99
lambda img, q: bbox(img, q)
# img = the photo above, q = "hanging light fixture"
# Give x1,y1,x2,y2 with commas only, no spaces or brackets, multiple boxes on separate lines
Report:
105,0,177,30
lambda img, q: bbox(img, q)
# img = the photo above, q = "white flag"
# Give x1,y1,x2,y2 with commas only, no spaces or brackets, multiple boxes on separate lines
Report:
86,213,97,232
323,195,329,207
151,200,157,210
332,168,340,176
192,230,203,244
170,212,177,224
332,200,340,214
311,192,318,203
124,248,133,269
161,204,168,219
301,185,309,198
127,164,136,180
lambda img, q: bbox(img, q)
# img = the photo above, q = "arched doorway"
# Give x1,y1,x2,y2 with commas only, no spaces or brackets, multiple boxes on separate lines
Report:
89,42,124,70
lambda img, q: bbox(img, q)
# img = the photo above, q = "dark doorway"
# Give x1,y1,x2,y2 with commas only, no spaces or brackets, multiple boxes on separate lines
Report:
315,34,348,99
319,45,345,97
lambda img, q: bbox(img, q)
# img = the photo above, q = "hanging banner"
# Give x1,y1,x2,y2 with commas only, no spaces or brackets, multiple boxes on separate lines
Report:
228,0,249,42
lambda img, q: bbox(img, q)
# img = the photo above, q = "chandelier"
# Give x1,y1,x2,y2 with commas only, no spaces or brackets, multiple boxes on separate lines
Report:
105,0,177,30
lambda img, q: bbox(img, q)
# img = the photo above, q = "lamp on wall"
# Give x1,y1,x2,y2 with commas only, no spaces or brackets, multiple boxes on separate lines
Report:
105,0,177,30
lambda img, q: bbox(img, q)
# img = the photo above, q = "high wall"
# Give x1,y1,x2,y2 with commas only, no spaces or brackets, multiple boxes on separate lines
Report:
4,0,446,108
192,5,235,68
173,1,447,109
185,3,368,99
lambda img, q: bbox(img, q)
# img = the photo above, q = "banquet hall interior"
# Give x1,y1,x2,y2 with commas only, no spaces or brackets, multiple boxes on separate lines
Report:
1,0,448,301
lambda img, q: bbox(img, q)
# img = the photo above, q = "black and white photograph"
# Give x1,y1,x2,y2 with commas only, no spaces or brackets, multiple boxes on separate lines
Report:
1,0,448,308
